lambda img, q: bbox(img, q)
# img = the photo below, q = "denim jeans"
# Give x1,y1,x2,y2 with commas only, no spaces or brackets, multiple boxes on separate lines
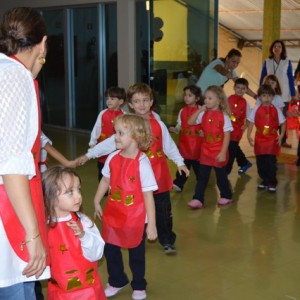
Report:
0,282,36,300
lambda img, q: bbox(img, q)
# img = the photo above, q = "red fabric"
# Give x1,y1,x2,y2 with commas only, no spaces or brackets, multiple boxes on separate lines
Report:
199,110,228,167
286,98,300,131
97,110,124,163
102,151,146,248
178,106,202,160
254,105,280,155
0,78,48,263
227,95,247,142
145,119,173,193
47,213,106,299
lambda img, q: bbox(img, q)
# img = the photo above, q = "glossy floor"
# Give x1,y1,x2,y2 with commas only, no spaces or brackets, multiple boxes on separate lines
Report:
43,128,300,300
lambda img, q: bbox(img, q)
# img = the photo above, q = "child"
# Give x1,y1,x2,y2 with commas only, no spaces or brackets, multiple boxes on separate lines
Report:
42,166,106,299
94,114,157,300
77,83,189,254
169,85,202,191
247,84,286,192
187,85,233,209
89,87,125,181
226,78,252,174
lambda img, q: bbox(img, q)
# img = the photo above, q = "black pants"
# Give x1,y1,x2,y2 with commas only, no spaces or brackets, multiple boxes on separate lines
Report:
256,155,277,186
154,191,176,246
226,140,250,174
280,102,289,144
193,164,232,203
104,232,146,290
173,159,199,190
97,161,105,182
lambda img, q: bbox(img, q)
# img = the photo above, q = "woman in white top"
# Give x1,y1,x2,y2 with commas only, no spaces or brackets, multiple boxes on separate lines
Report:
0,7,49,299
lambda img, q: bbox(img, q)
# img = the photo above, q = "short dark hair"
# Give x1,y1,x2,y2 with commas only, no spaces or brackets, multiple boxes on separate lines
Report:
234,78,249,88
226,48,242,59
257,84,275,97
105,86,126,100
268,40,287,59
183,85,202,98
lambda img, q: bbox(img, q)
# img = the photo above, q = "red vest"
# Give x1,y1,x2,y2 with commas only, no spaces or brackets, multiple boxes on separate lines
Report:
200,110,228,167
227,95,247,142
0,79,48,263
102,151,146,248
254,105,280,155
286,98,300,130
97,109,124,163
178,106,202,160
145,119,173,193
47,213,106,300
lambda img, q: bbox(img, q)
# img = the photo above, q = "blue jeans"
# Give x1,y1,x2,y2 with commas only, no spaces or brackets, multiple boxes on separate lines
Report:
0,282,36,300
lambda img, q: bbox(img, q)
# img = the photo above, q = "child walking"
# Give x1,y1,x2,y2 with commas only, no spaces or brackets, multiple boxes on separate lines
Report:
94,114,157,300
187,85,233,209
42,166,106,300
89,87,125,181
77,83,189,254
226,78,252,174
247,84,286,192
169,85,202,192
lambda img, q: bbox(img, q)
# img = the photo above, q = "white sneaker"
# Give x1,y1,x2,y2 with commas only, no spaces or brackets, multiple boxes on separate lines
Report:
172,184,182,192
105,283,127,297
132,290,147,300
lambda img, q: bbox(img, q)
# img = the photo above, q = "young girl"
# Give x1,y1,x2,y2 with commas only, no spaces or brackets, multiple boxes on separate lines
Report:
247,84,286,192
257,74,284,111
89,87,125,181
94,114,157,300
42,166,106,300
169,85,202,192
187,85,233,209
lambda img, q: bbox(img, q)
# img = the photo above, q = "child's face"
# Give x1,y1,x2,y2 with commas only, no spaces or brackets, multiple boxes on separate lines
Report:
260,93,273,105
183,89,198,106
114,121,136,151
128,92,153,117
204,90,220,110
106,96,124,110
54,174,82,218
234,83,247,97
266,79,277,90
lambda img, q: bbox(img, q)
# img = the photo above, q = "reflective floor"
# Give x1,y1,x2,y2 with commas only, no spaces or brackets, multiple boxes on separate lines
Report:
43,127,300,300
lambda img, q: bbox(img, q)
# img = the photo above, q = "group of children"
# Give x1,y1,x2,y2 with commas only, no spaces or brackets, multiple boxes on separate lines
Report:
40,75,300,299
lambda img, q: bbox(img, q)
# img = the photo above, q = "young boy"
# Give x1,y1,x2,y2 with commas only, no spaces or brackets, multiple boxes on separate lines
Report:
226,78,252,174
247,84,286,192
78,83,189,254
89,87,125,181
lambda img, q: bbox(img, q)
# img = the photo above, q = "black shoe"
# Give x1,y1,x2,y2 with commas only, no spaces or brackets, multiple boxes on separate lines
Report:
164,244,176,255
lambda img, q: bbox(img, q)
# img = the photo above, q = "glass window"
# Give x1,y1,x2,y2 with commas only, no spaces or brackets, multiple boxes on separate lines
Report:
40,10,66,127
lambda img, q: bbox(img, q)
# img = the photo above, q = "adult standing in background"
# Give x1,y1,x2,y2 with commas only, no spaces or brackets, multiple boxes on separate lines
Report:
196,48,256,98
260,40,295,148
0,7,50,299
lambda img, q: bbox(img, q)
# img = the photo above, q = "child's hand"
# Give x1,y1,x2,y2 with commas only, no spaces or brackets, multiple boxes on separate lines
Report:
241,124,248,131
94,202,103,220
276,136,283,145
169,126,179,134
248,136,254,147
199,129,204,137
200,105,207,112
178,165,190,177
216,151,226,162
76,155,89,166
67,220,85,238
146,223,157,241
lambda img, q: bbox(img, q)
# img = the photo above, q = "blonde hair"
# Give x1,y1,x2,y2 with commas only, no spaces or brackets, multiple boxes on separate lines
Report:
42,165,85,226
114,114,152,150
205,85,231,115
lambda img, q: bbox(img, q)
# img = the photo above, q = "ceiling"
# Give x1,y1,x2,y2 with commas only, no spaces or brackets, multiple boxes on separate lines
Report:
218,0,300,67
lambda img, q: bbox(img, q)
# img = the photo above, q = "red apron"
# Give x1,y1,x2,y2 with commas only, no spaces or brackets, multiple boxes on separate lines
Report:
199,110,228,167
145,119,173,193
102,151,145,248
286,98,300,131
228,95,247,142
254,105,280,155
47,213,106,300
0,77,48,262
97,110,124,163
178,106,202,160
